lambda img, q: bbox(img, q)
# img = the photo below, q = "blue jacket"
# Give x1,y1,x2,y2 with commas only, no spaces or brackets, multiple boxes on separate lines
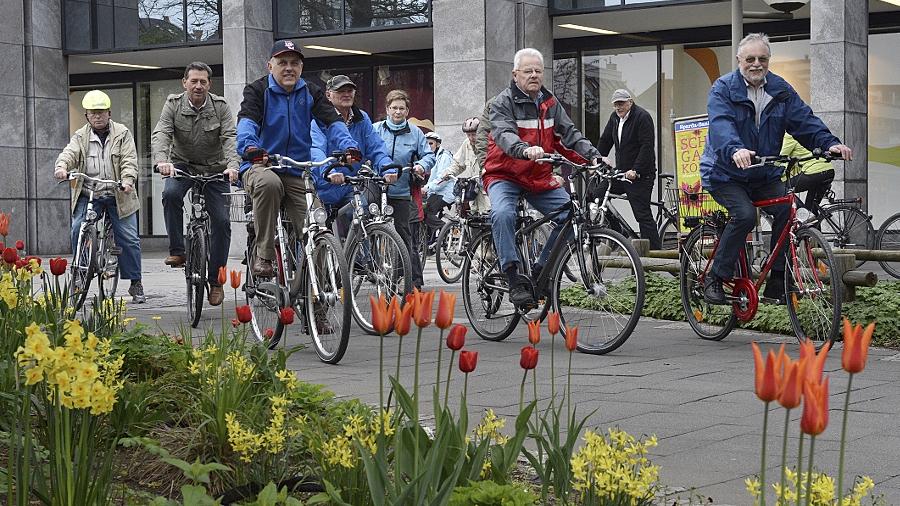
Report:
700,70,841,189
310,107,395,206
423,147,456,204
236,74,357,178
373,120,436,199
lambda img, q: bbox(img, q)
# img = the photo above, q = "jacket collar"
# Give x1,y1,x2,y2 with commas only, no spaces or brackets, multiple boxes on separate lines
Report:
382,120,411,136
725,69,790,103
509,80,553,103
267,74,307,95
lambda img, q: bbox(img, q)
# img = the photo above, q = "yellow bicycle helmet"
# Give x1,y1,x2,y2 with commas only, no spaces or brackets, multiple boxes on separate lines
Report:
82,90,111,110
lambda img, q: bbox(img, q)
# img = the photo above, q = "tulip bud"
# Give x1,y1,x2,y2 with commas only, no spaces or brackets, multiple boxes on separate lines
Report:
446,324,467,350
459,350,478,373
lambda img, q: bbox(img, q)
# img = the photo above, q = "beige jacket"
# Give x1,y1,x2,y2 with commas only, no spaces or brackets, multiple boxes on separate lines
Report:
448,138,490,212
55,120,140,218
151,92,239,174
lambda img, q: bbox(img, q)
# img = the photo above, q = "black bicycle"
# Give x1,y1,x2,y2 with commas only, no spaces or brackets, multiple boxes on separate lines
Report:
591,173,680,250
434,176,490,284
875,212,900,279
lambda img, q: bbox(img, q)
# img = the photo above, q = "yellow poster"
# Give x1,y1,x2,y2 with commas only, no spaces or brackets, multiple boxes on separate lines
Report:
672,115,723,231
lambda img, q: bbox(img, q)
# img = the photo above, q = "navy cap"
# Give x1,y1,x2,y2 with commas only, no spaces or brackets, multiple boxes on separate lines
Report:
271,40,304,59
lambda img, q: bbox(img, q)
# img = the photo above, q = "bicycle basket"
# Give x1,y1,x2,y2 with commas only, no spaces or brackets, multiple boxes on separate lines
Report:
225,191,250,223
670,187,726,229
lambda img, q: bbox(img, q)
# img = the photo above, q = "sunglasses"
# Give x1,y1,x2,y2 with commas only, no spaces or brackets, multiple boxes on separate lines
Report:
742,56,770,64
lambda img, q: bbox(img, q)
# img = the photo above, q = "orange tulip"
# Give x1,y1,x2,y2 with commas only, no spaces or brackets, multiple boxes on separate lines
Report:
565,325,578,351
800,339,831,383
394,300,415,337
527,319,540,345
0,212,8,237
230,269,242,290
218,266,227,286
370,294,393,335
777,357,806,410
841,319,875,374
435,290,456,329
413,289,435,328
752,342,779,402
800,377,829,436
547,311,560,336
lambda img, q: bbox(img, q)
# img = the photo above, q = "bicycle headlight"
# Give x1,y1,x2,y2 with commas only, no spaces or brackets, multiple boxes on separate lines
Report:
311,207,328,226
368,203,381,215
383,204,394,216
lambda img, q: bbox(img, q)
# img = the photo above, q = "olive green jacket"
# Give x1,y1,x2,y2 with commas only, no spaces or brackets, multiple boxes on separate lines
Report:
151,92,239,174
55,120,140,218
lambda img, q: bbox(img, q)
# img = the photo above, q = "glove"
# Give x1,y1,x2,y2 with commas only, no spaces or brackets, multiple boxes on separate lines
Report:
242,146,268,164
344,147,362,164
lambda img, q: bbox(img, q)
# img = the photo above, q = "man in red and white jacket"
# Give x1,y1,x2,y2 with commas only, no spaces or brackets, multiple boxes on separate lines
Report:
485,48,601,308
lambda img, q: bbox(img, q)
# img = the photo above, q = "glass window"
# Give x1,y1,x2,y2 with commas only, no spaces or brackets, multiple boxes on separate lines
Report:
868,32,900,225
373,64,434,127
64,0,92,50
553,56,582,130
345,0,429,29
187,0,221,41
138,0,186,46
277,0,342,36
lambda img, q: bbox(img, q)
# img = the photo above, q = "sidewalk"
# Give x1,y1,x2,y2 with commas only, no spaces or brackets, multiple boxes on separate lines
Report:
125,252,900,504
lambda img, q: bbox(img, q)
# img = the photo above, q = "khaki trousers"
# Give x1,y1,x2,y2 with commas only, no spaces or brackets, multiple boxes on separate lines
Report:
243,165,309,261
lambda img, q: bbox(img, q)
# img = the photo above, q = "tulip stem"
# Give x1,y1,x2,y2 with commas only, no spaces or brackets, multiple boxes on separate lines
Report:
519,370,527,413
795,433,804,506
550,333,556,402
436,328,444,393
779,408,791,506
463,372,469,400
567,350,573,425
413,327,423,484
393,334,404,410
804,436,815,506
760,401,770,506
379,333,385,411
837,373,853,505
444,350,456,409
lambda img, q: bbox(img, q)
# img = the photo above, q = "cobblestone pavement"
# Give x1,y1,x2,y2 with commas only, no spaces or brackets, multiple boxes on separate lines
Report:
123,252,900,505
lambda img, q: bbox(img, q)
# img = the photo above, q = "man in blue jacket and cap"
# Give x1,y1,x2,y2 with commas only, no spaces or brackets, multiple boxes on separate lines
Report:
700,33,852,305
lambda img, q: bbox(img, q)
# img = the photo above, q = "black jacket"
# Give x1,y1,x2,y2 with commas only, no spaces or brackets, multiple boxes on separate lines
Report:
597,103,656,179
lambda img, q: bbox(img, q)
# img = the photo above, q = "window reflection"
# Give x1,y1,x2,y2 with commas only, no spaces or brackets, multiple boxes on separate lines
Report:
553,57,582,129
275,0,429,37
187,0,221,41
138,0,186,45
345,0,429,29
868,33,900,224
373,64,434,126
277,0,342,36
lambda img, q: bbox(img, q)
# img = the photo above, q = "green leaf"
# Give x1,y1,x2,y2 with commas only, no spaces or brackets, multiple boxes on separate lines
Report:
179,484,220,505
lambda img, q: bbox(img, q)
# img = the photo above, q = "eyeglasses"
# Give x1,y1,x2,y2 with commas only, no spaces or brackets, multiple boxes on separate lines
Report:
742,55,770,64
388,105,408,112
85,111,109,117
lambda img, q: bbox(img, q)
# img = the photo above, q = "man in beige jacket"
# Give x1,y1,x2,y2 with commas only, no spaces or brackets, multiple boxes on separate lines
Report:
54,90,145,303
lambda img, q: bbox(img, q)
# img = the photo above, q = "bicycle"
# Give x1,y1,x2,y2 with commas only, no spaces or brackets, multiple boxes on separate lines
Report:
461,155,646,355
241,154,352,364
679,149,844,348
337,163,413,334
811,189,875,268
63,172,121,311
875,212,900,279
591,173,680,250
155,165,229,328
434,176,491,284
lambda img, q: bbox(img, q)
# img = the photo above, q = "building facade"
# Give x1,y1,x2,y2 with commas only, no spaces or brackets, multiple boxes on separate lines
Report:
2,0,898,253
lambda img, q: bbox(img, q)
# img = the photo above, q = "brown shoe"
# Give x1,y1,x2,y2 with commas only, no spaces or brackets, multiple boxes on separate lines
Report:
208,284,224,306
252,257,274,278
165,255,186,267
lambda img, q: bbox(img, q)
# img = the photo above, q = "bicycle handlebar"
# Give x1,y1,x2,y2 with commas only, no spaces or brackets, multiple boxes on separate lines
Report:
535,154,630,182
153,166,229,182
62,172,124,189
746,148,844,170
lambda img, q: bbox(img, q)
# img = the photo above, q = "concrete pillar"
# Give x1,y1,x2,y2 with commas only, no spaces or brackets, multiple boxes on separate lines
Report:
222,0,273,258
432,0,552,150
809,0,868,207
0,0,71,254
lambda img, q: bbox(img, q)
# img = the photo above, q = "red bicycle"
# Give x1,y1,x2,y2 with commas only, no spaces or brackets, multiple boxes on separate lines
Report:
679,150,844,348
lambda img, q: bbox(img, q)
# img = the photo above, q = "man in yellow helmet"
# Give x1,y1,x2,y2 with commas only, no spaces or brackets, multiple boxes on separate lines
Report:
54,89,145,303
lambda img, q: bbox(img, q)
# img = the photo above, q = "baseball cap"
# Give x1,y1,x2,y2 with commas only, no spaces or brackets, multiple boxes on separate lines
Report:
610,89,633,103
327,75,357,91
270,40,304,59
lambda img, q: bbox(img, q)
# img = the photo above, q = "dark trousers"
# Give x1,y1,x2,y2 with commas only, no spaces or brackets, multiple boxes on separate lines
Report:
790,169,834,215
708,180,790,280
424,193,451,241
608,176,661,250
162,177,231,282
389,197,424,289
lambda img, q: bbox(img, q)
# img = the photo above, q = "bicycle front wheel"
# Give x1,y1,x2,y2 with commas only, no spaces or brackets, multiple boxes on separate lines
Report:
679,224,738,341
304,233,352,364
875,212,900,279
245,247,284,348
658,216,679,251
462,231,519,341
786,226,842,348
553,228,645,355
97,221,119,301
346,223,411,334
186,232,207,328
819,204,874,267
71,226,98,311
435,220,465,284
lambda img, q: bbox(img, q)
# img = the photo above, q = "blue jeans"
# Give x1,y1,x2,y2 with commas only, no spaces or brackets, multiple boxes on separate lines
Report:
162,177,231,281
708,180,790,280
487,180,571,272
72,196,142,281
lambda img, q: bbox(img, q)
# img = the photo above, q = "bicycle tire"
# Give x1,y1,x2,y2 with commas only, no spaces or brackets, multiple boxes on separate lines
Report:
679,224,738,341
186,232,207,328
435,220,465,284
97,220,119,301
786,226,842,349
71,226,98,311
346,223,412,334
462,231,520,341
244,246,284,348
554,228,645,355
875,212,900,279
818,204,874,268
303,233,352,364
658,215,679,251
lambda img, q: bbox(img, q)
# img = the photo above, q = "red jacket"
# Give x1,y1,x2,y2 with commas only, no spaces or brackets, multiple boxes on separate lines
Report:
484,82,599,193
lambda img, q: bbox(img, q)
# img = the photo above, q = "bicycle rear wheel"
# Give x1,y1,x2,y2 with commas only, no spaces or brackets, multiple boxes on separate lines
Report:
346,223,411,334
244,246,284,348
875,212,900,279
304,233,352,364
679,224,738,341
786,226,841,348
186,232,207,328
435,220,465,284
71,226,97,311
97,220,119,301
462,231,519,341
818,204,874,267
553,228,645,355
658,215,679,250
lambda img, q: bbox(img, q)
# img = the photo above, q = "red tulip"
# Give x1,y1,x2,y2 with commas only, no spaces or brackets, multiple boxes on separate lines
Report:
565,325,578,351
235,305,252,323
231,318,240,328
446,324,467,350
230,270,242,290
841,319,875,374
547,311,560,336
2,247,17,264
413,289,435,328
777,357,805,410
0,212,8,237
520,346,539,370
527,319,540,345
24,255,41,266
800,377,829,436
435,290,456,329
15,240,24,251
264,328,274,339
279,307,295,325
217,266,227,285
49,257,67,276
370,294,393,335
394,300,415,337
459,350,478,373
752,342,779,402
800,339,831,384
15,259,26,270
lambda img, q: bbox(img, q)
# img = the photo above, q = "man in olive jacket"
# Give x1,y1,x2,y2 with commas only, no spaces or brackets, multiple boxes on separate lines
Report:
151,62,239,306
54,89,145,303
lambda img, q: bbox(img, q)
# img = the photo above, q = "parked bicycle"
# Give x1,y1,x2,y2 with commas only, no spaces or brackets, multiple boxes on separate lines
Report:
875,212,900,279
590,173,680,250
679,149,844,348
155,165,228,328
812,189,875,268
240,154,352,364
63,172,121,311
461,154,645,355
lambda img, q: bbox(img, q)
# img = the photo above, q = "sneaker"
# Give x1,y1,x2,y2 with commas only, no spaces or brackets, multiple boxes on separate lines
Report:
314,303,334,334
703,275,727,305
164,255,185,268
208,284,224,306
128,281,146,304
